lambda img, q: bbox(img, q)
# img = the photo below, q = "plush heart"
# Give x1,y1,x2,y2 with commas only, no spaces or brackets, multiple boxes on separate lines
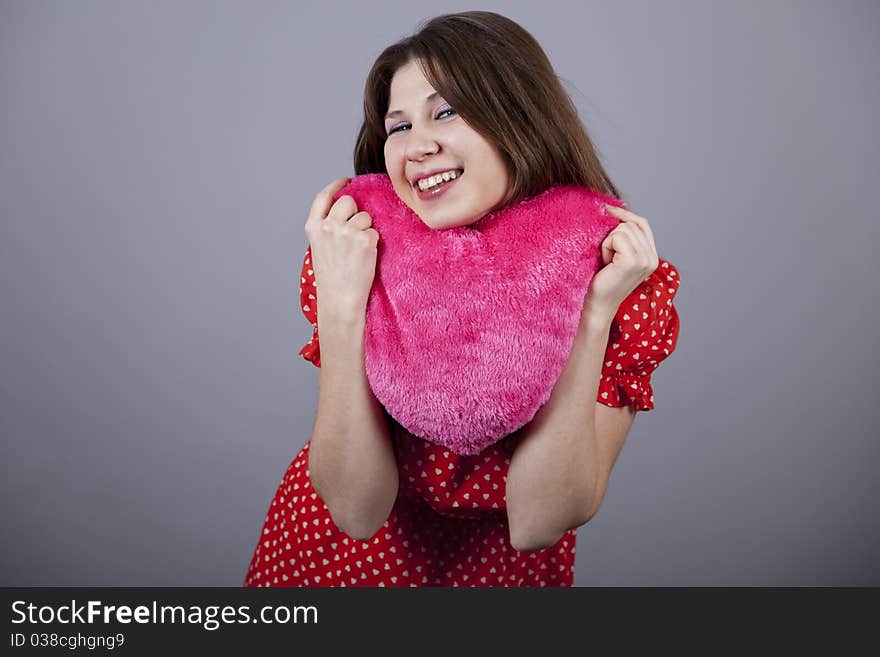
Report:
330,173,623,455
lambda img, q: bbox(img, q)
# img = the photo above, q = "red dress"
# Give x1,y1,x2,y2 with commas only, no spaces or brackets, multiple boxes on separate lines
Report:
244,249,681,587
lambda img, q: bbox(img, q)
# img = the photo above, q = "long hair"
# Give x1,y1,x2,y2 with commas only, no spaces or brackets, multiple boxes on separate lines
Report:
353,10,623,210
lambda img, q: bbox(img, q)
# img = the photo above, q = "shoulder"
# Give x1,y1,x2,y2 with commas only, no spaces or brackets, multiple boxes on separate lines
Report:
597,258,681,410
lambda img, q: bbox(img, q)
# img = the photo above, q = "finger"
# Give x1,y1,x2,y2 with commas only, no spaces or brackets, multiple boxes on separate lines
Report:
308,178,352,227
605,203,656,253
364,227,380,245
346,211,373,231
632,216,657,257
325,194,359,226
618,222,660,276
617,222,652,259
310,178,350,216
600,226,637,265
600,231,615,265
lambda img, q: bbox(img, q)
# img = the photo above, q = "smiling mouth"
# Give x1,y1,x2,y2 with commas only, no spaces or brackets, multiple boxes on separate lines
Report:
414,169,464,194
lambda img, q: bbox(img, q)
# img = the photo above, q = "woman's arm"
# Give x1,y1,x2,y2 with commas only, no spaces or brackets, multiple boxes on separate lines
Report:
302,180,398,542
506,306,635,552
307,307,399,541
507,202,659,553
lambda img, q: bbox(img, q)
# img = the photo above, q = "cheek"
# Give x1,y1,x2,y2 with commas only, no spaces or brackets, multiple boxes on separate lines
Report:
481,149,509,191
384,139,403,161
385,144,408,181
471,153,502,189
383,145,410,197
383,142,392,167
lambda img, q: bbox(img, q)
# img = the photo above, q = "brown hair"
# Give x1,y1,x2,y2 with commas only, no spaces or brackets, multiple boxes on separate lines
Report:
353,10,623,210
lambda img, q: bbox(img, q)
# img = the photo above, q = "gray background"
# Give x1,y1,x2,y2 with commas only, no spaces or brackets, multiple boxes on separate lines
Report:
2,0,877,586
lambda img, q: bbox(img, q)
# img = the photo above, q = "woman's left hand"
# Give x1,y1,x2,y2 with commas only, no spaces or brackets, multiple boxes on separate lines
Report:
583,204,660,322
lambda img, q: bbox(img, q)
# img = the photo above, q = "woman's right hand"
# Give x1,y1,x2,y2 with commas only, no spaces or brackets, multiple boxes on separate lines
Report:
303,177,379,322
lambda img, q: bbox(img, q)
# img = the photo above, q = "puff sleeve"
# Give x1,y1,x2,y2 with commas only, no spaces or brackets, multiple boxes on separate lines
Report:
297,245,321,368
596,258,681,411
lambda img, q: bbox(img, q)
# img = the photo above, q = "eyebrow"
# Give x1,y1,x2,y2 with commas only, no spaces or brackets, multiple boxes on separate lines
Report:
385,91,440,120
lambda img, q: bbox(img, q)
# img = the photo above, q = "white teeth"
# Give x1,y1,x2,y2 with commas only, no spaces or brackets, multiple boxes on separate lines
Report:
418,169,459,191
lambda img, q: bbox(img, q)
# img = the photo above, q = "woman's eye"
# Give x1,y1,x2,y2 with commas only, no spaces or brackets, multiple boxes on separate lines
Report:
387,107,456,135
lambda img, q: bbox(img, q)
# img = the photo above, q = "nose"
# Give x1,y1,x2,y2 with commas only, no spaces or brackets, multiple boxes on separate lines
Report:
404,123,440,162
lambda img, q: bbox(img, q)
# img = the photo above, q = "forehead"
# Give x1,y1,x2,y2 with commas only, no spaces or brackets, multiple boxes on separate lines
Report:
388,60,436,102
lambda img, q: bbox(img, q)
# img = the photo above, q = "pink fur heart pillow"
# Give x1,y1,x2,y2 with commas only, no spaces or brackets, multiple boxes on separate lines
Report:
330,174,623,455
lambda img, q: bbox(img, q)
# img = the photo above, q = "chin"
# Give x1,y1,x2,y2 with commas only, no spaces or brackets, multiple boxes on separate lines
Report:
419,214,479,230
399,192,483,229
416,203,485,230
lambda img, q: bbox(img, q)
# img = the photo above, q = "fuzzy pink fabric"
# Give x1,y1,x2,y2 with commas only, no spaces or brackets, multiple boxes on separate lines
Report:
330,174,623,455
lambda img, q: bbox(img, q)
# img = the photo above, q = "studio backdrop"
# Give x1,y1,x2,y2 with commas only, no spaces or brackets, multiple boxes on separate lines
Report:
1,0,877,585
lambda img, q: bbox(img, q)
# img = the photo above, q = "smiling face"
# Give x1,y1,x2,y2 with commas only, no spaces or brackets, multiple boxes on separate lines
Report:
383,59,511,230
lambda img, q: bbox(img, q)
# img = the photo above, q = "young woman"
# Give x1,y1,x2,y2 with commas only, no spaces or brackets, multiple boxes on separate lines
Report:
245,11,680,587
